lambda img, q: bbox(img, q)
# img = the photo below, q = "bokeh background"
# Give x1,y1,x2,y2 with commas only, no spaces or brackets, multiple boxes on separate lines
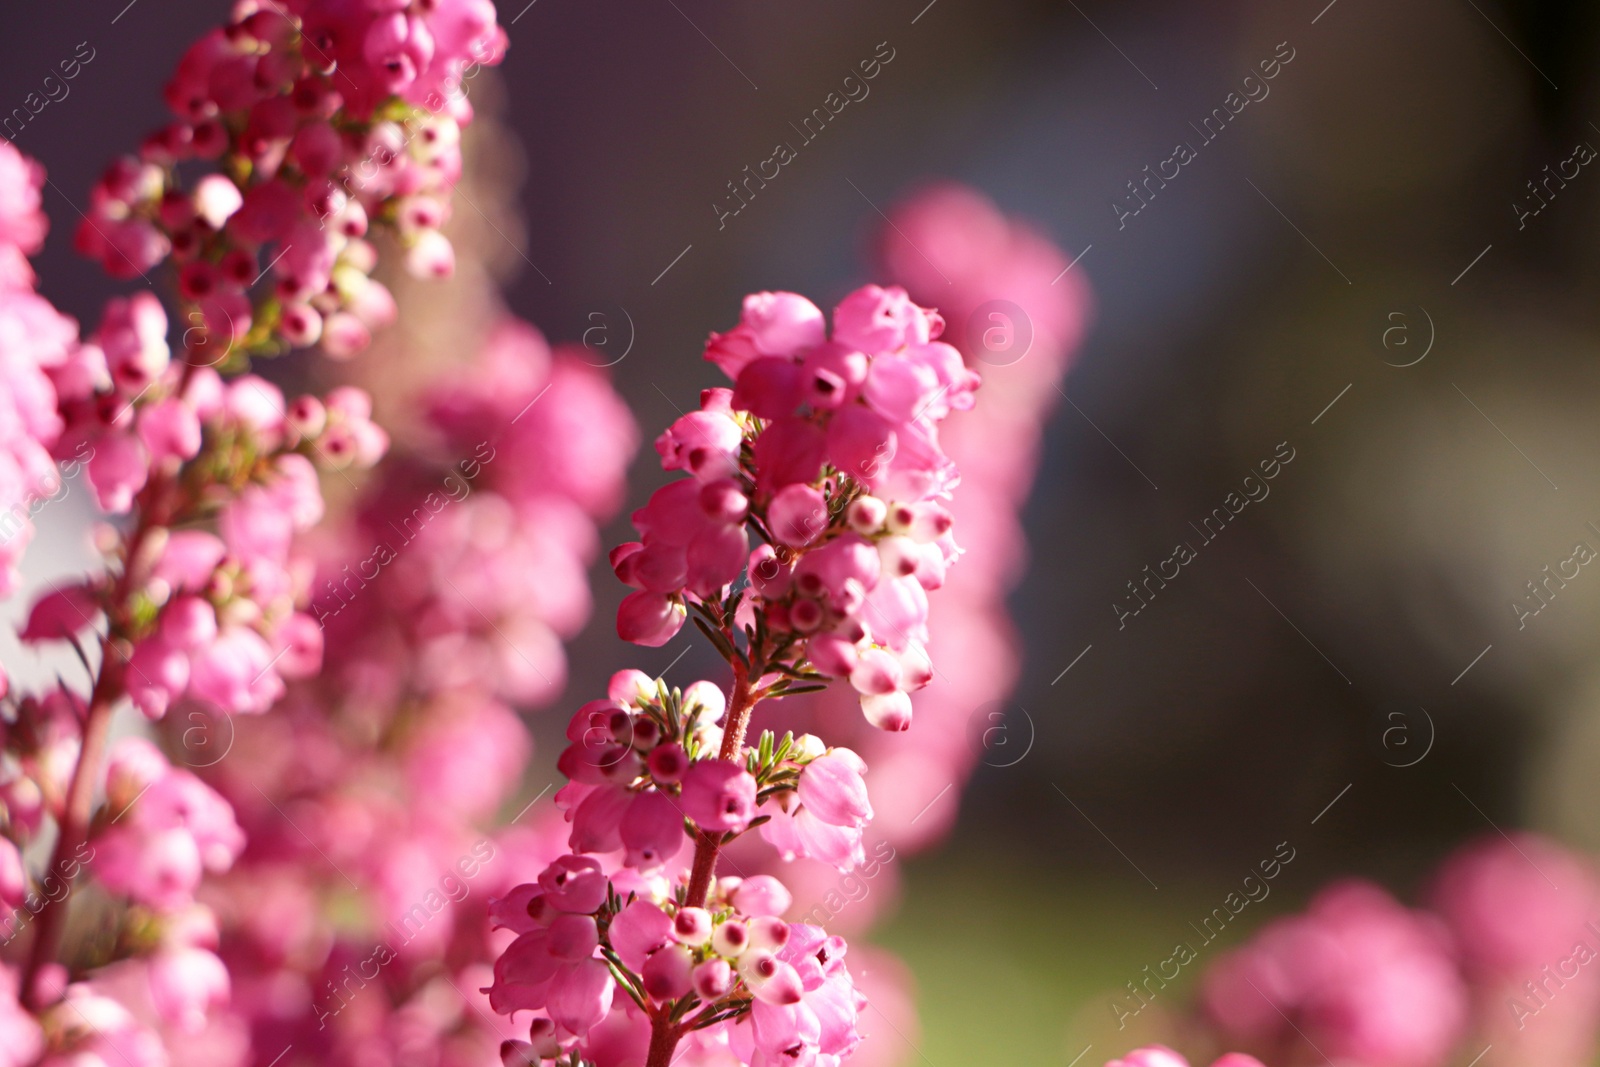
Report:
7,0,1600,1061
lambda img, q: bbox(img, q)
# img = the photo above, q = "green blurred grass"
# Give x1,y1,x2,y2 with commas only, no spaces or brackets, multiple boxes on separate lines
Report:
870,849,1249,1065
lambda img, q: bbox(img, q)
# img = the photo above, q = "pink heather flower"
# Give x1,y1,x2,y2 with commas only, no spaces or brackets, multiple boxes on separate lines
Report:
742,291,827,358
138,771,244,874
657,399,743,480
759,804,866,872
681,760,758,834
860,690,913,732
537,855,609,914
642,943,695,1000
187,626,283,715
126,637,190,720
609,900,673,972
105,734,167,789
94,826,204,912
95,292,169,395
797,752,872,828
730,875,794,917
616,589,686,646
159,596,217,649
135,398,202,465
83,431,148,514
147,946,229,1034
548,956,614,1035
569,785,631,852
619,789,687,871
152,531,226,592
768,484,828,547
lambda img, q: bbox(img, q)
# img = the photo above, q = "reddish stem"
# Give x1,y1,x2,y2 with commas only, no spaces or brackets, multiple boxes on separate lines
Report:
682,657,756,910
21,677,117,1006
649,649,761,1067
645,1012,681,1067
21,367,192,1006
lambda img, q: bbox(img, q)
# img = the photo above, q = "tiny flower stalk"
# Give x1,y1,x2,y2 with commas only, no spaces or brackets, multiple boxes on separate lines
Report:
489,285,978,1066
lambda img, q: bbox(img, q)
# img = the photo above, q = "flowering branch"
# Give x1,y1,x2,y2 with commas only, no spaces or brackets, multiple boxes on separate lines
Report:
489,285,979,1067
0,0,506,1056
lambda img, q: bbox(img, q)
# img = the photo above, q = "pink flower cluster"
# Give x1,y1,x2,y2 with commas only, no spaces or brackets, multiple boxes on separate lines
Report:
28,363,388,718
615,284,979,732
0,142,77,603
1203,880,1467,1067
1430,834,1600,1067
175,315,635,1067
0,1,495,1061
1200,833,1600,1067
0,726,246,1061
96,738,245,913
490,674,869,1065
492,284,977,1067
79,0,504,358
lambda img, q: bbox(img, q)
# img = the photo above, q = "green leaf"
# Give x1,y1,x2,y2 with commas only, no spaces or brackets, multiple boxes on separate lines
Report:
770,683,828,698
692,616,737,663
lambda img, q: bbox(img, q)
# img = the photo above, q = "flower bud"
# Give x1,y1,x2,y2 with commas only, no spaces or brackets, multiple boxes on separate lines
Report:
798,753,873,828
607,669,656,707
280,304,324,347
641,943,694,1001
790,598,825,634
285,395,326,439
672,907,712,946
849,647,902,696
910,502,955,543
741,952,803,1005
682,680,727,724
877,535,922,579
647,743,688,784
731,875,793,918
747,915,789,952
861,690,913,732
711,919,749,957
693,957,735,1000
846,495,887,534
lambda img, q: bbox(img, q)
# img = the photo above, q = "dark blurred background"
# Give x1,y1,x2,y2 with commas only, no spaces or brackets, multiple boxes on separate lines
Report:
8,0,1600,1059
